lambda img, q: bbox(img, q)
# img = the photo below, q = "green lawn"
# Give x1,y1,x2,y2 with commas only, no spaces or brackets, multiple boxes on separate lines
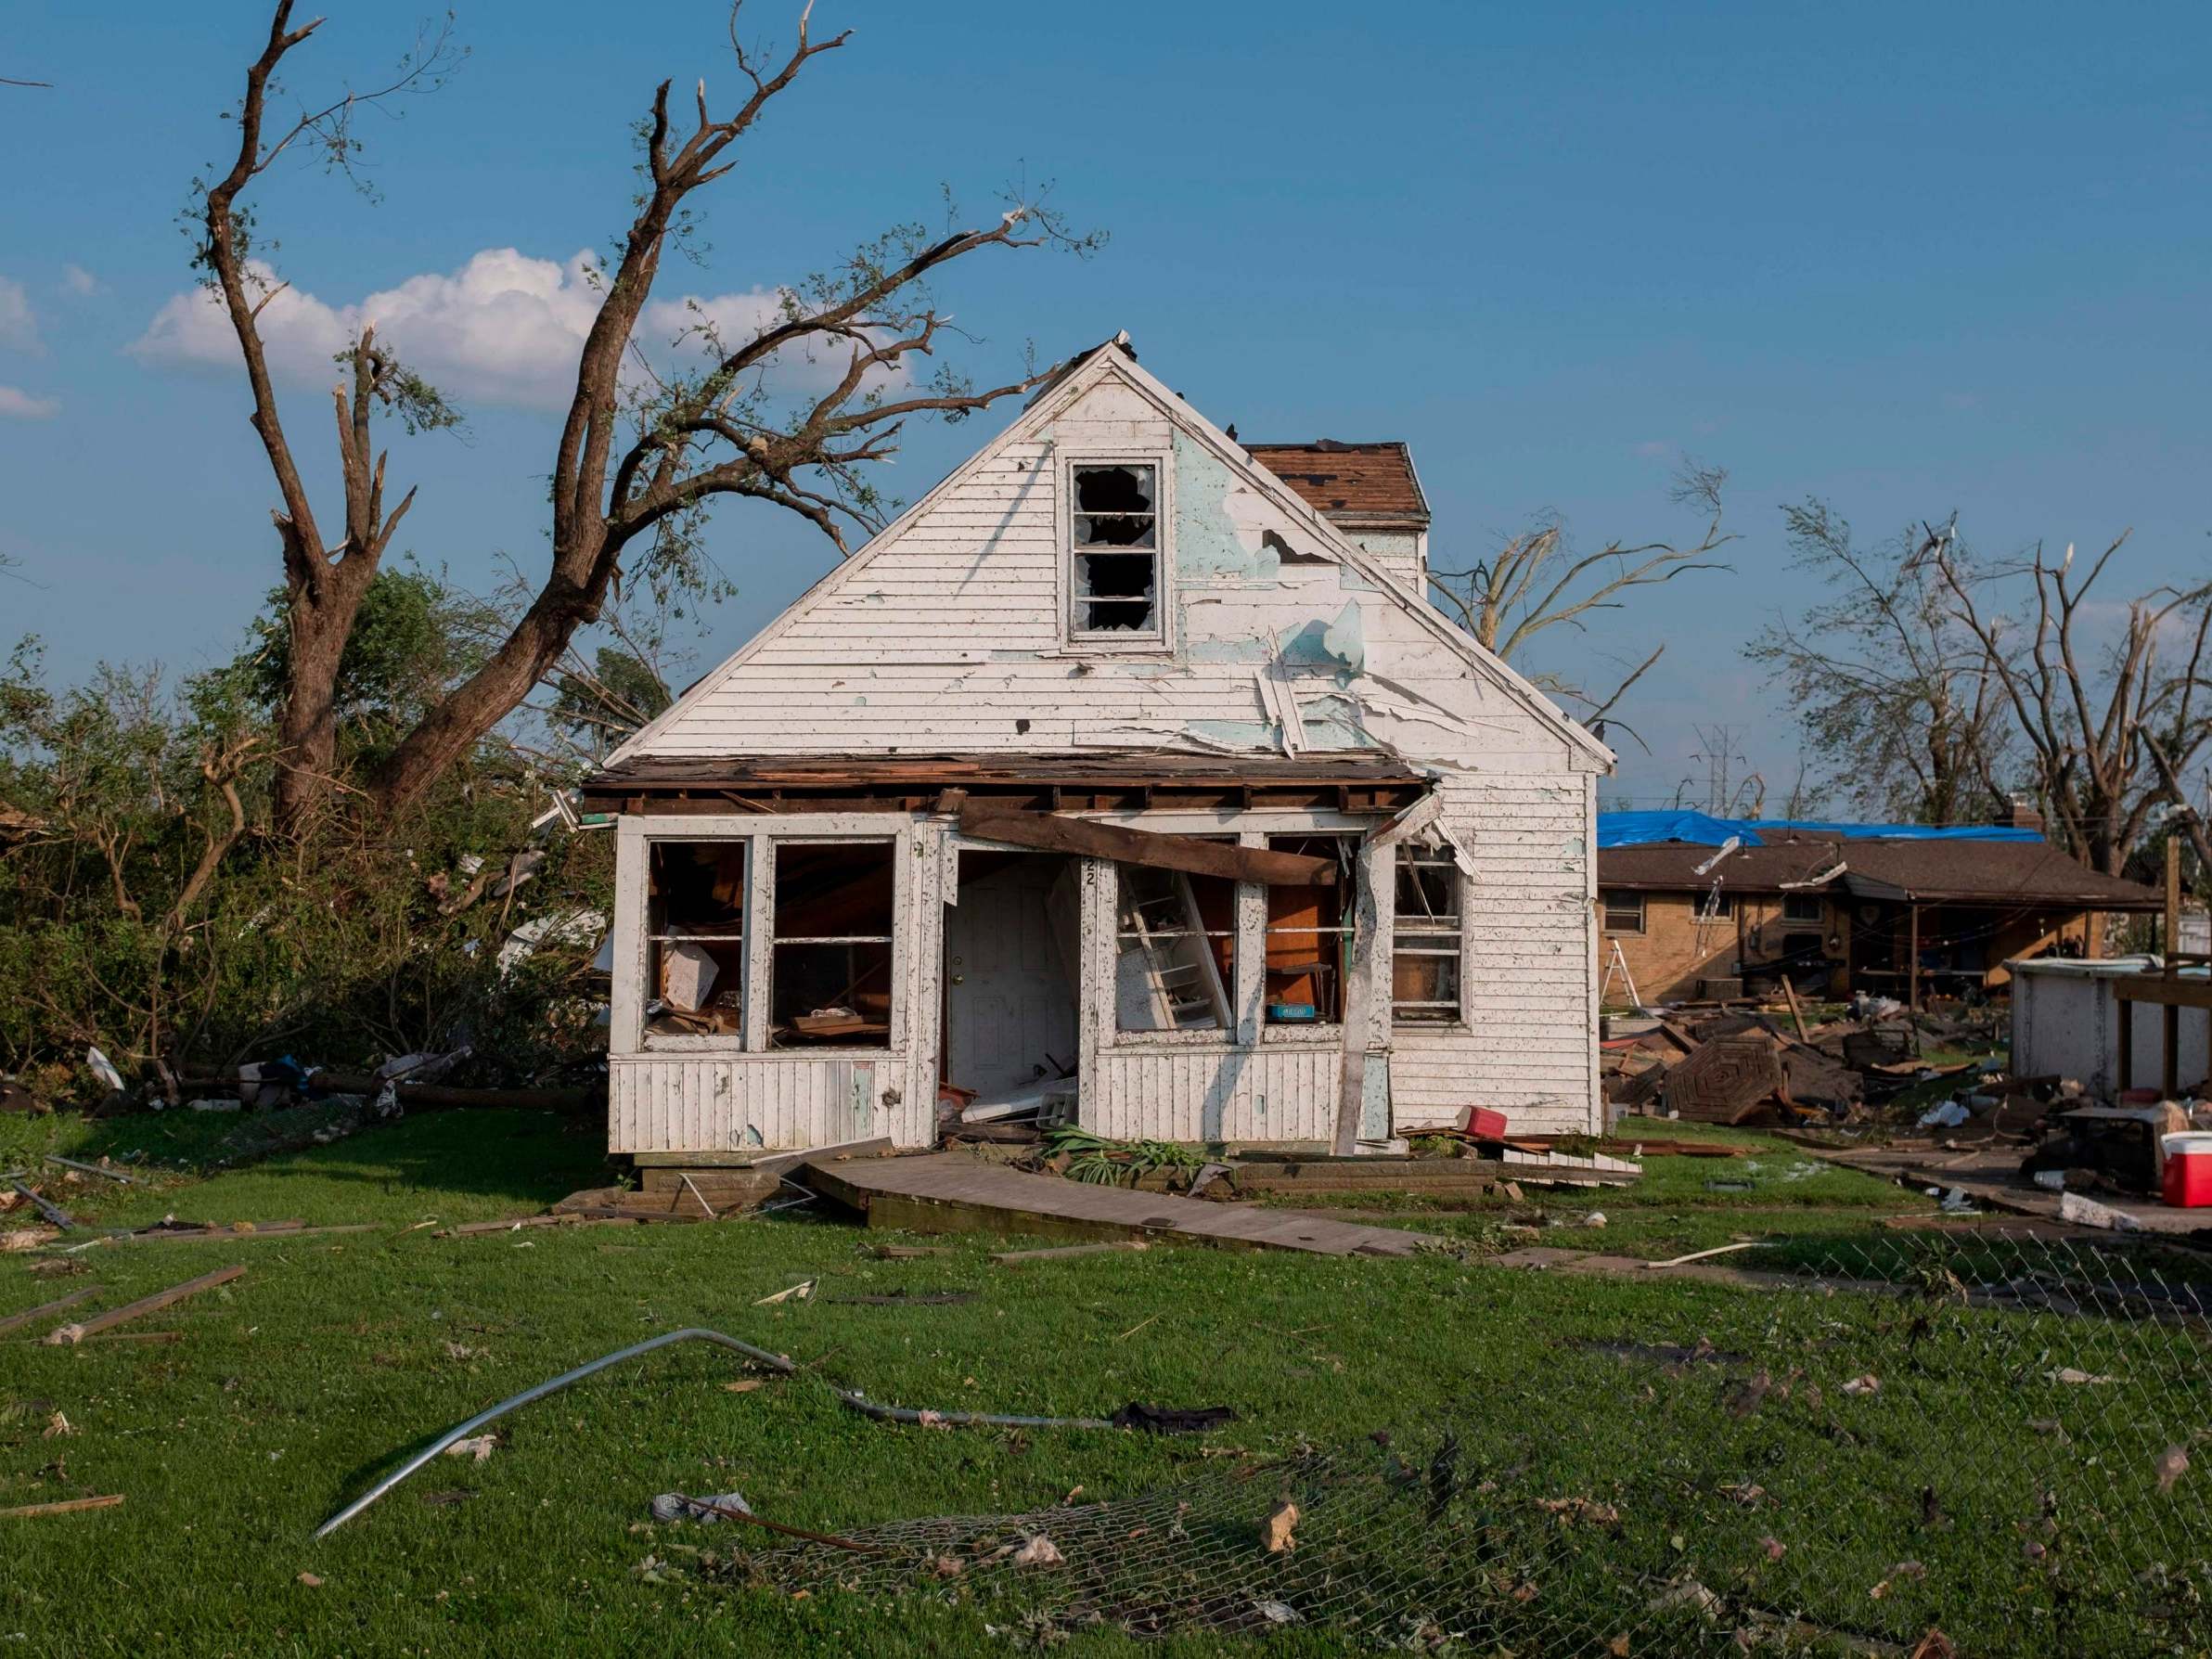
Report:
1,1112,2204,1655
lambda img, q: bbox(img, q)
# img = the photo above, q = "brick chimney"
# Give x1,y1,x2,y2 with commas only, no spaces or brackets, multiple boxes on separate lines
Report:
1995,797,2044,833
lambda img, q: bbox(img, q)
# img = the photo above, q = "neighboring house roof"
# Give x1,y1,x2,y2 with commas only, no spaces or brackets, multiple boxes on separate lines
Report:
1597,809,2041,849
1599,835,2165,911
1243,442,1430,525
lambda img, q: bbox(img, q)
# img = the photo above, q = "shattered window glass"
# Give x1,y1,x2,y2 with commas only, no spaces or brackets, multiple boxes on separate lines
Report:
1265,835,1355,1023
1071,464,1159,636
768,840,894,1049
643,841,748,1044
1391,844,1461,1024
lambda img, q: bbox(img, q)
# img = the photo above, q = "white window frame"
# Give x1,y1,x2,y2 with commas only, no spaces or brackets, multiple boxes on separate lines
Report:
1389,842,1466,1027
1058,452,1174,653
1112,855,1240,1039
612,815,910,1057
1601,890,1646,934
765,835,901,1054
1259,830,1358,1040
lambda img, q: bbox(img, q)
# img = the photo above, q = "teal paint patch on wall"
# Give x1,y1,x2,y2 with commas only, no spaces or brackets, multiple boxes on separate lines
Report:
1172,430,1277,584
1185,719,1280,749
1184,637,1273,664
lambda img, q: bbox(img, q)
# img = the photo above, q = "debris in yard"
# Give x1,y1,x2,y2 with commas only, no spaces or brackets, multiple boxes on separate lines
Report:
754,1280,816,1305
1908,1631,1957,1659
651,1489,752,1523
1842,1374,1881,1396
1583,1212,1608,1228
296,1572,323,1588
0,1284,101,1337
723,1379,766,1394
44,1263,245,1345
871,1245,945,1259
3,1228,58,1253
1644,1241,1760,1269
2046,1368,2118,1385
1575,1338,1743,1369
42,1155,139,1185
1760,1535,1786,1561
1012,1534,1065,1569
1254,1600,1301,1626
2154,1446,2190,1493
444,1434,499,1463
317,1328,805,1536
1725,1371,1772,1419
1533,1495,1622,1527
837,1394,1113,1432
2058,1191,2141,1232
1260,1500,1299,1553
84,1048,124,1095
42,1410,73,1438
1869,1561,1926,1599
825,1291,977,1306
1108,1403,1238,1434
1647,1577,1721,1615
418,1488,476,1506
0,1494,124,1520
1917,1100,1970,1129
991,1241,1150,1266
8,1179,72,1230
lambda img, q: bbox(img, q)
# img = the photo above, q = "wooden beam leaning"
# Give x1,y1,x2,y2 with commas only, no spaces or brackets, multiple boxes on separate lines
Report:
957,804,1336,885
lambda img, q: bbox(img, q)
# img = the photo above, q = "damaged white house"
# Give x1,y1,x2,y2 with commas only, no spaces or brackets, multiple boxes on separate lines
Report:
581,336,1612,1163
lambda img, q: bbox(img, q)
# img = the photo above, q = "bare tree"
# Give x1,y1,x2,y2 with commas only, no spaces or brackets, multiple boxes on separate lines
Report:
1745,501,2011,824
1935,532,2212,876
1429,462,1733,746
198,2,1094,828
195,5,463,834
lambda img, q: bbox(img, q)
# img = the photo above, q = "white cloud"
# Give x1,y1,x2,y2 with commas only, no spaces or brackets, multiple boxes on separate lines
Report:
59,264,101,298
132,251,892,415
0,385,58,419
0,278,37,351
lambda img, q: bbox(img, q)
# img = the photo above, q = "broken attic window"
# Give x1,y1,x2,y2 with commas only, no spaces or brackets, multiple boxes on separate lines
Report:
1391,843,1461,1025
1070,464,1160,636
768,839,894,1048
643,841,747,1043
1265,834,1355,1023
1115,861,1236,1033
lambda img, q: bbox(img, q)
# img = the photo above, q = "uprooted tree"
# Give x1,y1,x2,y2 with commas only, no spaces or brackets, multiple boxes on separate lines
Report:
198,0,1095,834
1427,462,1734,750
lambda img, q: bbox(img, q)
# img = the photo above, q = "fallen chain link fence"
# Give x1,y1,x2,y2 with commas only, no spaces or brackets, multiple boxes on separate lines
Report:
696,1228,2212,1653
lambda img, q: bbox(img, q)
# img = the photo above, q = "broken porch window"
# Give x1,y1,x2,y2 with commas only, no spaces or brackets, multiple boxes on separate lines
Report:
643,841,748,1043
1265,835,1355,1023
1391,843,1462,1024
1070,464,1159,636
769,840,894,1048
1115,862,1236,1032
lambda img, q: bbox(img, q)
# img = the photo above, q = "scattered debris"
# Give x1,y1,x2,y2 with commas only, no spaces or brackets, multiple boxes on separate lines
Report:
1869,1560,1926,1600
651,1490,751,1523
2155,1446,2190,1494
44,1263,245,1346
1108,1403,1238,1434
7,1179,72,1231
0,1284,101,1337
2058,1191,2142,1232
992,1241,1150,1266
754,1280,816,1306
444,1435,498,1463
1644,1241,1761,1270
1261,1500,1299,1553
1842,1374,1882,1396
1012,1534,1066,1569
2046,1368,2118,1386
42,1410,73,1438
296,1572,324,1588
0,1494,124,1520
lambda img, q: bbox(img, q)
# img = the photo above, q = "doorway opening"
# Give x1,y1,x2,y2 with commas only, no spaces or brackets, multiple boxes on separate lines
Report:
942,851,1081,1125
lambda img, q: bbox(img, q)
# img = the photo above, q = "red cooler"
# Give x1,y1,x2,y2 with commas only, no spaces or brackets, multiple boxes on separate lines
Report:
2162,1133,2212,1208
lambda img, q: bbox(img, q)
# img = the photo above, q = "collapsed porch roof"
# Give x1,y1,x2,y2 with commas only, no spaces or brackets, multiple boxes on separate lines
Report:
581,749,1433,817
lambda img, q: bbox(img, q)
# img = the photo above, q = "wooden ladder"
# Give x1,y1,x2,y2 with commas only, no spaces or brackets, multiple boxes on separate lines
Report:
1124,876,1231,1030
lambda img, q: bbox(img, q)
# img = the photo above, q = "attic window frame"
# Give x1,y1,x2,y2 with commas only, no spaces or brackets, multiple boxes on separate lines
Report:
1059,452,1174,652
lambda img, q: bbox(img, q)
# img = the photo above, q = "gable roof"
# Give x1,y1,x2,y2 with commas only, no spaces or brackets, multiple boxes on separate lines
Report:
606,337,1610,771
1243,442,1429,525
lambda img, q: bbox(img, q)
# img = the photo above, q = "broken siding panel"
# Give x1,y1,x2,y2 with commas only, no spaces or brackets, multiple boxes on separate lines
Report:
1383,772,1600,1136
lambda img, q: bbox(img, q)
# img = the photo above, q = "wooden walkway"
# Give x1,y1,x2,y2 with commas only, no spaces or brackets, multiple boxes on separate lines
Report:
799,1151,1440,1257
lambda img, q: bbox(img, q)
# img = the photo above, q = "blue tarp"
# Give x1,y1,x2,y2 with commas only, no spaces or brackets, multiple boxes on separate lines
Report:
1597,810,2044,849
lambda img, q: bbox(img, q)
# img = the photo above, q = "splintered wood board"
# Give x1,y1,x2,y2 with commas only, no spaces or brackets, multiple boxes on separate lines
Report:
800,1152,1438,1257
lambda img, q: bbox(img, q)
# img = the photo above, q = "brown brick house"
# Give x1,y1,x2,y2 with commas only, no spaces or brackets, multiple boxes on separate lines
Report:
1596,821,2164,1008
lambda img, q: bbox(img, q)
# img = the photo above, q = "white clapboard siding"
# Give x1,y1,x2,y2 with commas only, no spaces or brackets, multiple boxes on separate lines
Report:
602,344,1611,1151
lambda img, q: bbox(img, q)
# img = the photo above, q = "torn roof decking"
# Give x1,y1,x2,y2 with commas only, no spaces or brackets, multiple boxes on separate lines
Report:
581,749,1432,817
1242,442,1430,526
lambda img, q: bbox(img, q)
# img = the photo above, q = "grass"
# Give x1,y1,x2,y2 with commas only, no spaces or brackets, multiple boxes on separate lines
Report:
0,1112,2204,1655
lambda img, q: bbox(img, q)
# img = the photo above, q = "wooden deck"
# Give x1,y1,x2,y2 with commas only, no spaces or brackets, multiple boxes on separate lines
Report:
798,1151,1441,1256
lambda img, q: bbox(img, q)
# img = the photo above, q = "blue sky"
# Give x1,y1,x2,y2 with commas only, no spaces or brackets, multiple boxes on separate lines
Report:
4,0,2208,808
